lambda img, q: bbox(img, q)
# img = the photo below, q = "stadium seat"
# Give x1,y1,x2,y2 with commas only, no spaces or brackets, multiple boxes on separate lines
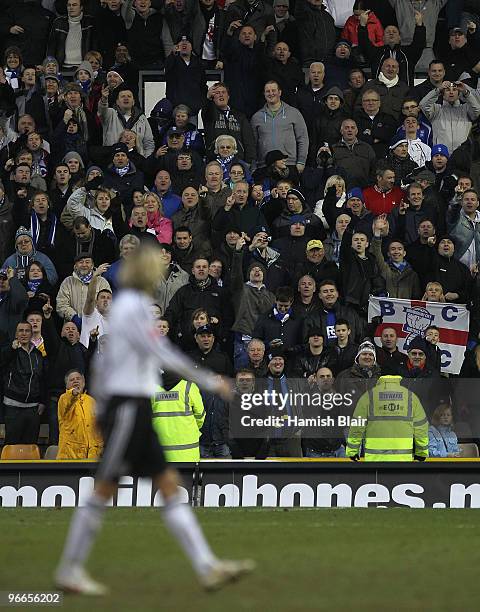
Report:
44,445,59,460
1,444,41,460
0,424,5,442
459,443,479,458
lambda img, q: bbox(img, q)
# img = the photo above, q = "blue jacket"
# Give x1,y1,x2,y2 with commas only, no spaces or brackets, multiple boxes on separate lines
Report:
428,425,459,458
3,250,58,287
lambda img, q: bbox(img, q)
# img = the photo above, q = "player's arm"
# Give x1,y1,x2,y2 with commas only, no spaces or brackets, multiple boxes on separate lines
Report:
128,314,232,400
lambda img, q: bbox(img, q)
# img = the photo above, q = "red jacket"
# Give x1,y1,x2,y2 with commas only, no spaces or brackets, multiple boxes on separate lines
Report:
341,13,384,47
363,186,404,216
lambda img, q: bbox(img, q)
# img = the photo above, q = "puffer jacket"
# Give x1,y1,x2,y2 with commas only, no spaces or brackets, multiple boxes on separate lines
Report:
1,345,46,405
295,0,336,67
428,424,459,458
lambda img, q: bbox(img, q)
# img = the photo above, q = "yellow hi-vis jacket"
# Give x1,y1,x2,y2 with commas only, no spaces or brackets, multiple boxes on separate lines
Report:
346,375,429,462
152,380,205,462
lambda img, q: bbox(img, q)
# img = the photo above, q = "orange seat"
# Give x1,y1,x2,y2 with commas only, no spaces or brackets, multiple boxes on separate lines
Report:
1,444,41,460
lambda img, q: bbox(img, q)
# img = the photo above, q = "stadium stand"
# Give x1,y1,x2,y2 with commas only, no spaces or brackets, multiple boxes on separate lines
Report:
1,0,480,460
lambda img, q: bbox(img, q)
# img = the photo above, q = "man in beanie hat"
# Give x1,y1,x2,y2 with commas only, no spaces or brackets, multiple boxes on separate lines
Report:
102,142,145,212
335,339,381,406
253,344,304,457
387,135,417,185
290,326,335,380
271,187,323,239
98,85,154,157
2,226,57,285
423,235,473,304
395,334,443,410
231,233,275,369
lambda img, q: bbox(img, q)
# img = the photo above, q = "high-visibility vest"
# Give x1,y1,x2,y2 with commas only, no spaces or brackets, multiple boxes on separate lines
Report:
346,375,429,462
152,380,205,462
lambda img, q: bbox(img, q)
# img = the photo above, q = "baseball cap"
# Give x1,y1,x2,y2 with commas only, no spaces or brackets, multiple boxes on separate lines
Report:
167,126,185,137
306,239,324,251
195,324,215,336
449,27,466,35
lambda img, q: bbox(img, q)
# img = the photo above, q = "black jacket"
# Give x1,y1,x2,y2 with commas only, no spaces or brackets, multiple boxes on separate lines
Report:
295,1,336,67
94,6,128,69
353,109,398,159
357,23,426,87
165,53,207,115
1,344,46,405
47,14,96,68
0,277,29,350
200,392,229,446
42,316,87,392
202,101,256,163
0,1,54,65
128,10,165,67
187,345,233,376
288,345,336,378
303,301,367,344
339,227,386,312
252,309,302,351
165,276,233,340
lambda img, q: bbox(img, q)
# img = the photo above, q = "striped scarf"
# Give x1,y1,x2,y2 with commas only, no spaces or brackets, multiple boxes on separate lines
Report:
31,211,57,249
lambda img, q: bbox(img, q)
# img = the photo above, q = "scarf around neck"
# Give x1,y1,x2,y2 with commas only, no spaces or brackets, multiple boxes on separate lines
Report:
378,72,399,88
273,306,291,323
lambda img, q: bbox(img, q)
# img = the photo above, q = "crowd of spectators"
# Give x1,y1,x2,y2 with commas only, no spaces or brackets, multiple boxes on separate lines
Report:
2,0,480,459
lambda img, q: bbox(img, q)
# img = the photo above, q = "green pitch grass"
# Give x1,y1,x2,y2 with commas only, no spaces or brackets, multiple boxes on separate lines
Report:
2,508,479,611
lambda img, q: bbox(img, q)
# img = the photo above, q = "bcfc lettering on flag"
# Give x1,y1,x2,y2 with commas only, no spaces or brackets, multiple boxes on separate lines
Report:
368,296,469,375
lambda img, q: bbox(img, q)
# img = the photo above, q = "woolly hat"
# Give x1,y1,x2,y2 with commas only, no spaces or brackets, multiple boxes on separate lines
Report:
431,144,449,159
15,226,33,242
290,214,306,225
63,151,85,168
111,142,129,159
265,150,288,167
355,340,376,364
268,346,285,362
408,335,427,353
389,135,408,150
86,165,103,178
106,70,124,82
286,188,306,205
347,187,364,202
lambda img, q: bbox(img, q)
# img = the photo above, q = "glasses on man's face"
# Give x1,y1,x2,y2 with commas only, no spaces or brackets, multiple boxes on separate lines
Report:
230,170,244,176
17,239,31,245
